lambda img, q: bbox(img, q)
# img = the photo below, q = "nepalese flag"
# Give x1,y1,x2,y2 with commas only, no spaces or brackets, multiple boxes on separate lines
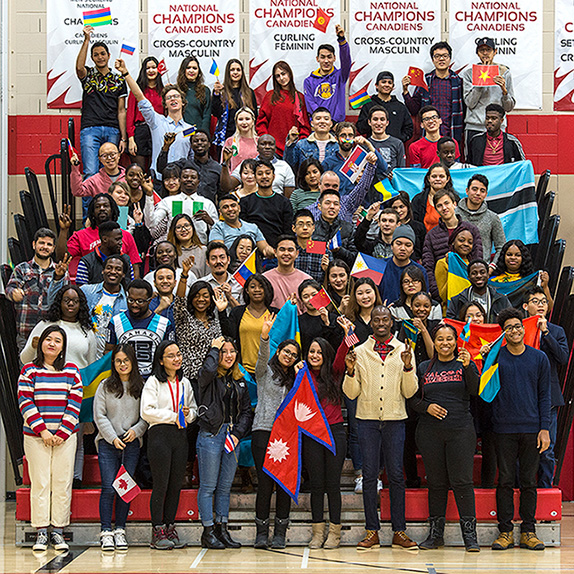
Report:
402,319,419,350
79,352,112,423
233,250,257,287
349,88,371,109
327,230,342,251
408,67,429,91
263,363,335,502
340,146,368,184
447,252,471,301
177,385,186,429
120,43,136,56
388,161,538,246
112,464,141,503
83,7,112,27
472,64,499,87
351,252,388,285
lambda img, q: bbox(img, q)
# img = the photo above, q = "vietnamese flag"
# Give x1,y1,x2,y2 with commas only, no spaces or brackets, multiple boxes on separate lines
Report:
408,67,429,91
306,239,327,255
313,7,331,33
309,288,332,311
472,65,499,86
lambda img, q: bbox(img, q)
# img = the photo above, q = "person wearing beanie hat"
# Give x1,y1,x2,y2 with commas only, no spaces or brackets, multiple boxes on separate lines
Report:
460,36,515,146
356,71,413,142
377,225,428,304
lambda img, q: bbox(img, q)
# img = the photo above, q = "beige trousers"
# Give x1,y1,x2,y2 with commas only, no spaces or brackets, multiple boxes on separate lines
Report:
24,434,77,528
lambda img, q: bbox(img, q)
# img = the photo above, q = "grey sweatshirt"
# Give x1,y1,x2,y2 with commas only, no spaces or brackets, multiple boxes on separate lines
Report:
253,337,289,432
94,380,149,450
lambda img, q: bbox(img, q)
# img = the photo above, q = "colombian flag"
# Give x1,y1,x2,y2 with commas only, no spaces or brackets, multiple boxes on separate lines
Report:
83,7,112,27
447,252,471,301
479,333,505,402
374,178,399,202
79,352,112,422
233,250,257,287
349,88,371,109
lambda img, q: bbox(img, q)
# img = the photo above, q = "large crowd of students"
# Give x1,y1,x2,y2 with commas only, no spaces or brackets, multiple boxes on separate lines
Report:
6,21,563,557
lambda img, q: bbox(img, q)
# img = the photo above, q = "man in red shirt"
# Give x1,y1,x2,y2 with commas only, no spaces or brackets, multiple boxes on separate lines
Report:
408,106,460,168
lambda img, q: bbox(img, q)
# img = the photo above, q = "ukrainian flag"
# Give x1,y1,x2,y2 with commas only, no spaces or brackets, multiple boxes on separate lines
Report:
79,352,112,422
402,319,419,350
233,250,257,287
269,301,300,357
374,179,399,202
209,59,220,77
479,333,505,402
83,7,112,27
447,252,471,301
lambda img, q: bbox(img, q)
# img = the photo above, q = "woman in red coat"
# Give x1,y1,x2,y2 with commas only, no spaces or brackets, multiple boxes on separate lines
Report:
256,61,311,158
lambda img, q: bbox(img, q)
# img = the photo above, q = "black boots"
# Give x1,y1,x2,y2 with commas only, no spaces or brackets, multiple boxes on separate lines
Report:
271,517,289,549
201,525,225,549
419,516,445,550
254,517,269,549
460,516,480,552
214,522,242,548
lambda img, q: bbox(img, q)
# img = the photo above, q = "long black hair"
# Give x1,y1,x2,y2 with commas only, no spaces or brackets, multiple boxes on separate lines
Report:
47,285,93,334
269,339,301,389
33,325,67,371
398,266,428,306
493,239,535,277
136,56,164,94
104,343,144,399
243,273,274,308
307,337,340,403
187,280,216,318
229,234,258,273
151,341,184,383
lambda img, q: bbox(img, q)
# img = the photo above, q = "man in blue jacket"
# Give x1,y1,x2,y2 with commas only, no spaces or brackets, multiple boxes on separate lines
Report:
522,287,569,488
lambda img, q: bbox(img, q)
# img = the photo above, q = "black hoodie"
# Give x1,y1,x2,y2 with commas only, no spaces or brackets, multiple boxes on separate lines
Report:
356,94,414,142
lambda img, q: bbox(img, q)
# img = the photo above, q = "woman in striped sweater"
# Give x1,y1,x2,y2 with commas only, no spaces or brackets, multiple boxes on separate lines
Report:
18,325,83,553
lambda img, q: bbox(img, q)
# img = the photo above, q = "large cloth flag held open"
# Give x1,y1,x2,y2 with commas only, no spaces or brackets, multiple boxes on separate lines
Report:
489,271,539,308
263,363,335,503
268,300,301,357
79,352,112,422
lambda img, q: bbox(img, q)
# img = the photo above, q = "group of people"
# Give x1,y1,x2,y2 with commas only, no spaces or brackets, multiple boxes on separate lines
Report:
6,20,562,557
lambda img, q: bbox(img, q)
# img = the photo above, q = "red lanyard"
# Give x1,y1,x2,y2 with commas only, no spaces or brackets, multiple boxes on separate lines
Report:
167,378,180,413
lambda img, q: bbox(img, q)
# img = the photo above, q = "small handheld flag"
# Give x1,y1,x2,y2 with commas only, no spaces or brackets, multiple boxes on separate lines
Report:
460,318,472,343
349,88,371,109
178,385,187,429
345,328,360,348
327,230,342,251
233,250,257,287
313,7,331,33
472,65,499,87
113,465,141,503
83,7,112,27
157,59,168,76
66,138,78,162
351,252,388,285
374,179,399,202
309,288,332,311
340,146,368,184
224,429,237,453
402,319,420,350
306,240,326,255
479,332,505,402
407,67,429,91
120,43,136,56
209,59,220,77
182,126,196,138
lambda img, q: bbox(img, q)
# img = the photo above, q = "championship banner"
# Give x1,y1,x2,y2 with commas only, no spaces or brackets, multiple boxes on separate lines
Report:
348,0,441,96
47,0,139,109
148,0,240,86
249,0,341,102
554,0,574,111
449,0,542,110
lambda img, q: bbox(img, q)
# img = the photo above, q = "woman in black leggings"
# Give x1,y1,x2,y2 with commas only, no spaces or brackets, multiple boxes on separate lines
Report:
408,323,480,552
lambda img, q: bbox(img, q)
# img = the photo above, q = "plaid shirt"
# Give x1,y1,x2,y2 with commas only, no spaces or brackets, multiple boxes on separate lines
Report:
6,259,55,347
373,337,394,362
404,70,464,148
294,245,332,283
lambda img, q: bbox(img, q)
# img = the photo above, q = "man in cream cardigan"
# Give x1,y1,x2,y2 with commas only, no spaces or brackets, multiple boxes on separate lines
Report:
344,306,418,551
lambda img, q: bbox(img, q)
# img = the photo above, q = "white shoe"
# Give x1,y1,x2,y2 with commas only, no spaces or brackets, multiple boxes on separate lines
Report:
100,530,115,552
354,476,363,493
377,479,383,492
51,531,69,551
32,531,48,552
114,528,128,551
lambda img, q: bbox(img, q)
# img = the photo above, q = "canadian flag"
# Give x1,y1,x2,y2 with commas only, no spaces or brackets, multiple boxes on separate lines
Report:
263,363,335,502
112,465,141,503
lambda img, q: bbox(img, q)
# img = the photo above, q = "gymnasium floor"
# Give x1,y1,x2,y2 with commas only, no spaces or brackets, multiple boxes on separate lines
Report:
1,502,573,574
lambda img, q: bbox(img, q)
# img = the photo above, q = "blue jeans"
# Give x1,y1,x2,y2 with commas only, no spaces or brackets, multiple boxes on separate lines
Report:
80,125,120,219
344,395,362,471
538,406,558,488
197,424,239,526
98,439,140,530
358,419,406,532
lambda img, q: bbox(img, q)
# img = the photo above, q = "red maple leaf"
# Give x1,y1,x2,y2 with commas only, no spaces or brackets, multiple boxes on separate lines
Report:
117,478,128,491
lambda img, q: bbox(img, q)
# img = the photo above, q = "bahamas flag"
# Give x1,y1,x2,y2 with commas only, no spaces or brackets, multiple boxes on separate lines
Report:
233,250,257,287
489,271,539,307
479,333,505,403
79,352,112,422
387,161,538,245
447,252,471,301
269,301,300,357
402,319,419,349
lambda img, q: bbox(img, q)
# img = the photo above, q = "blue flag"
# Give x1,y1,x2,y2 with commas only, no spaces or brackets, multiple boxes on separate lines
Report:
177,384,186,428
269,301,300,357
79,352,112,422
479,333,505,402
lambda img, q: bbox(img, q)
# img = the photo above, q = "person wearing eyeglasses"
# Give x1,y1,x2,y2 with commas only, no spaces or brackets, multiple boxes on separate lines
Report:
106,279,175,379
487,307,551,551
522,288,569,489
408,106,460,169
401,41,464,152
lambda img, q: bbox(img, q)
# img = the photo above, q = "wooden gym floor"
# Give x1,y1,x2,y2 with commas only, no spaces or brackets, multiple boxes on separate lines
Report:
1,501,573,574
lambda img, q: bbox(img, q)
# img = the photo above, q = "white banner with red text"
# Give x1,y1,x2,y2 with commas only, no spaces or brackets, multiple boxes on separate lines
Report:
554,0,574,111
348,0,441,96
47,0,139,109
448,0,542,110
147,0,240,87
248,0,341,103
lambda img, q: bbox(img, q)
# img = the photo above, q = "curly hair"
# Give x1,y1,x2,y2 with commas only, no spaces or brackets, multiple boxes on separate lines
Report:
47,285,93,334
87,193,119,229
492,239,534,277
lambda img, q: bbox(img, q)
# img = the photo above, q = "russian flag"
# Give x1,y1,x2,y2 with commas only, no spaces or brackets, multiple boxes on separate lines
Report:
340,146,368,184
120,43,136,56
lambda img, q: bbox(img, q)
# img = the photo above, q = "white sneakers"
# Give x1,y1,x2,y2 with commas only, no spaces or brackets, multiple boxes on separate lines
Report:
114,529,128,551
101,529,129,551
354,476,384,493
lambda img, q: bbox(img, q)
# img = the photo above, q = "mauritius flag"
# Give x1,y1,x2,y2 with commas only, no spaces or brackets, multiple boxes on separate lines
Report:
233,250,257,287
83,7,112,27
79,352,112,422
349,88,371,109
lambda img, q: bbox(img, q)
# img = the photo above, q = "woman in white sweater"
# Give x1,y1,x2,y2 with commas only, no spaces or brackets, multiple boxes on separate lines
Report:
141,341,197,550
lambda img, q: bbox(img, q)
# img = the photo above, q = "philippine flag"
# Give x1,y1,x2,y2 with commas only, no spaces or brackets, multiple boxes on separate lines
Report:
340,146,368,184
